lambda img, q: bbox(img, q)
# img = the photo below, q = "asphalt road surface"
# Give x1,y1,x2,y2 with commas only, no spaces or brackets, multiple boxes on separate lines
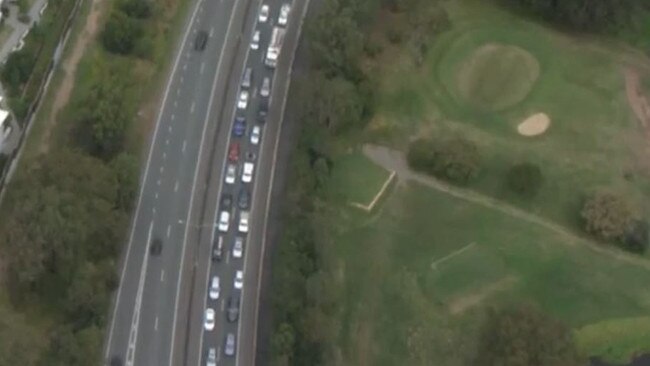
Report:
175,0,311,365
103,0,247,364
104,0,309,364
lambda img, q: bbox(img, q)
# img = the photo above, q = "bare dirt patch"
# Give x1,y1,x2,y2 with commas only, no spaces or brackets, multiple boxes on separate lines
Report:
39,0,104,154
517,112,551,136
448,276,518,315
624,68,650,135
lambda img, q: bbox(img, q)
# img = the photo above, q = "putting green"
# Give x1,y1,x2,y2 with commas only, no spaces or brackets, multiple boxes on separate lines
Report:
457,43,540,111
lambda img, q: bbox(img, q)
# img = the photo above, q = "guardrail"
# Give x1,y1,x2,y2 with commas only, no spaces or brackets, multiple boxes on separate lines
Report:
0,0,82,203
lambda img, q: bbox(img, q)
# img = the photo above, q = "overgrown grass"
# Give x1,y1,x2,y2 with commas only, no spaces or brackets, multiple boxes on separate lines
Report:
575,317,650,363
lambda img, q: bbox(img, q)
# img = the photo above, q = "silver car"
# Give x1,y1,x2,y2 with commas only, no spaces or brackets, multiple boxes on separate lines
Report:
233,237,244,258
260,77,270,97
206,347,216,366
224,333,236,356
225,164,236,184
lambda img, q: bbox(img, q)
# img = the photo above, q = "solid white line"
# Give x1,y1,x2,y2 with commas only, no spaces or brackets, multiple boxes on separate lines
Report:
247,0,312,364
104,0,205,357
125,222,154,366
168,3,240,365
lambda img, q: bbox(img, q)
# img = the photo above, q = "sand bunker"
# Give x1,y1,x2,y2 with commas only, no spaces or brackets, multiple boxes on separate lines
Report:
517,113,550,136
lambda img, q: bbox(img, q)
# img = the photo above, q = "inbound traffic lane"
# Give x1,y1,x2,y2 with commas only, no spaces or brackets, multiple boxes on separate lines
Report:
103,0,239,364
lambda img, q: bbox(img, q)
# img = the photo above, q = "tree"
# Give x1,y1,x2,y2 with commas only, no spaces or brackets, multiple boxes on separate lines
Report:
581,191,635,243
0,305,40,366
101,11,142,55
309,0,364,80
475,303,583,366
65,261,116,328
302,73,365,134
407,136,481,185
506,162,544,198
110,152,139,210
42,326,102,366
119,0,152,19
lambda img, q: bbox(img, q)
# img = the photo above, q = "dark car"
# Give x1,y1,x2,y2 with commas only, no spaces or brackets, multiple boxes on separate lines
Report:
227,295,240,322
150,238,162,256
237,189,250,210
212,236,223,262
195,31,208,51
232,116,246,137
220,193,233,211
258,100,268,123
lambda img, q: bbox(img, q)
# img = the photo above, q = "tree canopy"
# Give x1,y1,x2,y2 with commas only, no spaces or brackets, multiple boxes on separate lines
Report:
581,191,635,243
475,303,583,366
407,136,481,185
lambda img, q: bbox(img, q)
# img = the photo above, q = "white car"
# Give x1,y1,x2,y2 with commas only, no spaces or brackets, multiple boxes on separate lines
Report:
225,164,236,184
242,162,254,183
237,90,249,110
234,270,243,290
251,30,260,50
258,4,269,22
207,347,217,366
232,237,244,258
238,211,249,233
278,3,291,26
250,125,261,145
260,77,270,97
204,308,215,331
209,276,220,300
218,210,230,232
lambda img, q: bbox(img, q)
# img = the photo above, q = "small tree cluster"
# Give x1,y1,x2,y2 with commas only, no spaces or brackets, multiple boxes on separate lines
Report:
407,136,481,185
580,191,648,254
475,303,583,366
101,0,152,56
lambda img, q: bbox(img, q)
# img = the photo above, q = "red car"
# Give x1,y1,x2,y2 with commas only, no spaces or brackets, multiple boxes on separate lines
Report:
228,142,240,162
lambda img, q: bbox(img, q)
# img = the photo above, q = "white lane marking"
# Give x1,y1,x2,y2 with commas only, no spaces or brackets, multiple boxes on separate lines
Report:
160,166,164,174
104,0,206,351
163,152,167,160
171,114,175,121
180,76,184,83
225,251,230,264
190,102,196,114
220,299,225,312
169,3,240,365
166,139,170,145
161,270,165,282
182,140,187,153
124,222,153,366
167,224,171,238
183,63,187,71
174,181,179,192
168,125,172,132
157,180,161,186
177,89,180,96
154,316,159,331
247,1,312,364
200,62,205,74
209,27,214,37
155,193,159,200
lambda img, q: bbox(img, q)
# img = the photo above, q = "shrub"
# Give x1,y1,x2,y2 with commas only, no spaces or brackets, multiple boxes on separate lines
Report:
581,191,636,244
101,11,143,55
407,136,481,185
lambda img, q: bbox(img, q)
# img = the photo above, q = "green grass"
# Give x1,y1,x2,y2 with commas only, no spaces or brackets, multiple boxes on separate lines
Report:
313,0,650,363
326,150,391,205
368,0,650,239
576,317,650,363
327,181,650,365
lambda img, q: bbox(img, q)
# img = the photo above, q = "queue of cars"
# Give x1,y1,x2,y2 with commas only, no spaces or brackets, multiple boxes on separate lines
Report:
202,2,292,362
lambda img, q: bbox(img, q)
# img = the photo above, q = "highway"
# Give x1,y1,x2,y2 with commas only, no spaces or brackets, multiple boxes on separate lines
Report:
103,0,309,363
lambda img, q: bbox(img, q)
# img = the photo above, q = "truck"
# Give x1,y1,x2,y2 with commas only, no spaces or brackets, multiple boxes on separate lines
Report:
265,26,286,68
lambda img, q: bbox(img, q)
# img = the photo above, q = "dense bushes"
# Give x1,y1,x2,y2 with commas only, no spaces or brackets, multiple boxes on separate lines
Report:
505,162,544,198
475,303,583,366
101,0,153,57
407,136,481,185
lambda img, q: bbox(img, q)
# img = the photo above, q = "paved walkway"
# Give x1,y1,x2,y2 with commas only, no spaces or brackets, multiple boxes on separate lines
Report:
362,143,650,270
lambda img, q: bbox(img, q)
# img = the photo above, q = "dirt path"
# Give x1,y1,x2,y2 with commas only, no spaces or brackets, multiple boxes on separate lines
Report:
39,0,104,153
624,68,650,135
362,144,650,271
448,276,518,315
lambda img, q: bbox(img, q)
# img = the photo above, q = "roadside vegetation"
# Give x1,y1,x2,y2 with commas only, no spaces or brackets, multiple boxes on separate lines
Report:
0,0,191,364
271,0,650,365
